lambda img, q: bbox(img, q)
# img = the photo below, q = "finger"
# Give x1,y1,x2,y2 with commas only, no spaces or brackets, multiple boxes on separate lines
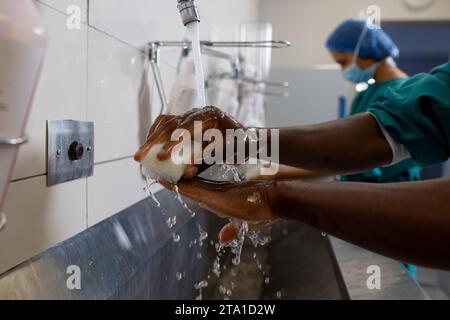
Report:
182,140,214,179
227,220,273,235
156,107,225,162
174,179,240,214
181,138,221,180
176,178,268,201
134,118,179,162
219,220,275,246
134,140,155,162
175,178,274,222
179,114,219,132
152,109,197,141
156,139,183,160
147,115,176,139
174,179,225,203
157,117,220,159
182,165,199,180
177,177,236,191
136,107,222,163
219,223,238,245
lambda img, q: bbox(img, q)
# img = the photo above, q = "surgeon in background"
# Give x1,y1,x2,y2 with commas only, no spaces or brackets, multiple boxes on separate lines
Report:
326,19,422,184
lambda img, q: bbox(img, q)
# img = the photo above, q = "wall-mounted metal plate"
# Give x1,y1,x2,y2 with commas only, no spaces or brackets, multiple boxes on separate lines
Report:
47,120,94,186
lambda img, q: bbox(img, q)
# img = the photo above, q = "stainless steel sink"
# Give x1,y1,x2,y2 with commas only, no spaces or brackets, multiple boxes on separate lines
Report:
0,190,422,300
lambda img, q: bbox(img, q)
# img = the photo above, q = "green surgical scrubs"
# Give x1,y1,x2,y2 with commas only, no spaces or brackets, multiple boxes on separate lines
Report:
342,78,422,183
369,62,450,167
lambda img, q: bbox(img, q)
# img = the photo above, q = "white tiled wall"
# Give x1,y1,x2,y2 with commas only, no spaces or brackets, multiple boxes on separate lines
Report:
39,0,88,22
0,176,86,273
0,0,260,274
87,27,146,163
87,158,148,227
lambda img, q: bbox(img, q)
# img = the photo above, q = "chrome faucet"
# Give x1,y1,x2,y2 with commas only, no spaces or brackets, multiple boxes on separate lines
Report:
177,0,200,26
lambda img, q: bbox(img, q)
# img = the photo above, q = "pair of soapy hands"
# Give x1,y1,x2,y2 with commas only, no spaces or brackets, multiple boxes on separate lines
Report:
134,107,279,244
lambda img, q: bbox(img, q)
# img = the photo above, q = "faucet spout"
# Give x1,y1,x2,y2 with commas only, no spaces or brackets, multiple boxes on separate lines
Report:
177,0,200,26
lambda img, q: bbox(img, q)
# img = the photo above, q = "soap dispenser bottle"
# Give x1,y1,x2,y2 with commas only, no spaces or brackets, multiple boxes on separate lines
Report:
0,0,47,220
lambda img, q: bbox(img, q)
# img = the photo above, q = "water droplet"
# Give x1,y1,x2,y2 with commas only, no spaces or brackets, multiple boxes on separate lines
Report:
265,277,270,284
144,176,161,207
276,291,282,299
212,256,221,277
194,280,208,301
198,224,208,247
194,280,208,290
176,272,183,280
172,232,180,243
219,285,227,295
255,258,262,271
166,216,177,229
174,185,196,217
248,230,270,247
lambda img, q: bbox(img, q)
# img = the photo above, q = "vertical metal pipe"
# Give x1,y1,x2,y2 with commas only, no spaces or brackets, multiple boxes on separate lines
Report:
149,43,168,115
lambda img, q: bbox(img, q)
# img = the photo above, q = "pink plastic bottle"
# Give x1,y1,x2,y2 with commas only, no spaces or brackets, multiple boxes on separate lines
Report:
0,0,47,224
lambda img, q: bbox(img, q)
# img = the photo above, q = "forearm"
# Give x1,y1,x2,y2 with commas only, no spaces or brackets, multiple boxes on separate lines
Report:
276,113,393,175
275,166,330,180
270,178,450,269
245,164,330,181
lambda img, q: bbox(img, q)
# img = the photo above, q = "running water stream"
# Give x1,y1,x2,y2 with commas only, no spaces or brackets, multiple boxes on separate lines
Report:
140,20,272,299
186,21,206,107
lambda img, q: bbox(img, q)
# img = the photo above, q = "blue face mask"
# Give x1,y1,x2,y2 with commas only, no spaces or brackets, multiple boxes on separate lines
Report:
342,22,381,84
342,62,379,84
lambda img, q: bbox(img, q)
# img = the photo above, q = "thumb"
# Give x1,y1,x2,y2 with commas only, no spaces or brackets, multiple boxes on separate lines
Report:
219,223,238,246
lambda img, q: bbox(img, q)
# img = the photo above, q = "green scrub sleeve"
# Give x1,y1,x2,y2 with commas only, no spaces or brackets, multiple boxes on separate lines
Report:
368,63,450,167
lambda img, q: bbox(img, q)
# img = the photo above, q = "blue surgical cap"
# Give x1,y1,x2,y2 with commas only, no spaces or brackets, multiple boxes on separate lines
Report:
326,19,399,61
